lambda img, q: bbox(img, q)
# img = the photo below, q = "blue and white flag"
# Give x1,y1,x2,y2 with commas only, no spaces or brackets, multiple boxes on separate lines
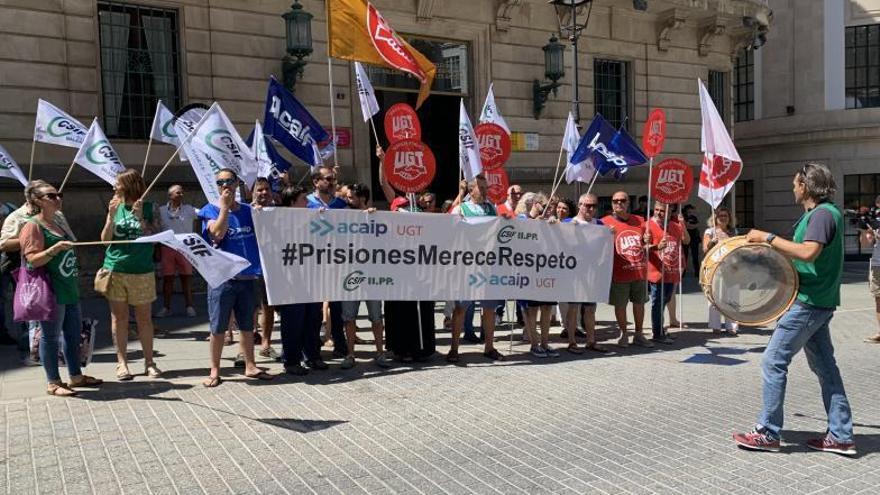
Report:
246,121,293,193
570,114,647,177
263,77,330,168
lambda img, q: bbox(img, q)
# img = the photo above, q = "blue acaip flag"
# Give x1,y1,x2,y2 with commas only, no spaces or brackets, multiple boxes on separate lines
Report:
263,76,330,166
570,114,647,177
245,129,293,193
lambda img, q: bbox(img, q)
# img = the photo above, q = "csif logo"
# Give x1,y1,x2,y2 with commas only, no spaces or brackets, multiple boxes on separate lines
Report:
496,225,538,244
0,155,13,170
343,270,393,292
47,117,86,138
86,140,123,168
57,250,78,278
161,119,179,139
205,130,244,160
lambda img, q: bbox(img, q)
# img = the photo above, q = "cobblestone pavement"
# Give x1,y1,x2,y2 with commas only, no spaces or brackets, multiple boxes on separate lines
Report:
1,269,879,494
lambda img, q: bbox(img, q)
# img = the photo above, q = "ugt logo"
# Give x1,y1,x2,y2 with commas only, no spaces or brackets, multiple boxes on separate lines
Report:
393,149,426,181
478,133,502,161
655,169,685,196
366,3,426,82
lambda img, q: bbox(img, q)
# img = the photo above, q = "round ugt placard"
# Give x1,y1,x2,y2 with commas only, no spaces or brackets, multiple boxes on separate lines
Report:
474,122,511,171
382,139,436,193
650,158,694,204
384,103,421,143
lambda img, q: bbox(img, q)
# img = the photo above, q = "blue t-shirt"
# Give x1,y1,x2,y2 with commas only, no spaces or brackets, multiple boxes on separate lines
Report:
306,193,347,209
199,203,261,277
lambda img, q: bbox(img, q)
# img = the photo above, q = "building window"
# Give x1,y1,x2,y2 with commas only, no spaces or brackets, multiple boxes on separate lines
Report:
843,174,880,257
367,38,470,95
845,24,880,109
594,59,629,130
708,70,728,123
734,49,754,122
735,180,755,229
97,2,182,139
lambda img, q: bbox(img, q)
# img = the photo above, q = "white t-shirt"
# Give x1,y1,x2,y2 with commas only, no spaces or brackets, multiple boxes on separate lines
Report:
158,203,198,235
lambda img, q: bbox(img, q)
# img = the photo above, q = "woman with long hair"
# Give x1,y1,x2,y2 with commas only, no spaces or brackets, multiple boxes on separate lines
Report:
20,181,102,395
101,169,161,380
702,206,739,335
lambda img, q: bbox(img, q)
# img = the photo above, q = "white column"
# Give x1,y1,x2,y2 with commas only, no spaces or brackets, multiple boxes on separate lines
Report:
824,0,846,110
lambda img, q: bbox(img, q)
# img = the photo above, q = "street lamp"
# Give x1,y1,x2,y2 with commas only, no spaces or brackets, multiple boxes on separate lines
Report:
532,35,565,119
548,0,592,124
281,1,313,92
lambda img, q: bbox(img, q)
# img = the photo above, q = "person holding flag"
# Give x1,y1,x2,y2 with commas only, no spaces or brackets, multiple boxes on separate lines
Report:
646,201,689,345
100,169,161,381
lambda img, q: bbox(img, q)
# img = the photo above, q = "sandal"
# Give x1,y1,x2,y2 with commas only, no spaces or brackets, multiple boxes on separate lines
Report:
69,375,103,388
585,343,611,354
116,363,133,381
47,382,77,397
566,343,584,355
864,335,880,344
145,363,163,378
445,349,459,363
245,370,274,381
202,376,222,388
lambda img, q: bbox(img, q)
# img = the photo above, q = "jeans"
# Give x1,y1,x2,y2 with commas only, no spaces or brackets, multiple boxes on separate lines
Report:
328,301,346,354
278,302,322,365
39,303,82,383
757,302,854,442
649,282,674,339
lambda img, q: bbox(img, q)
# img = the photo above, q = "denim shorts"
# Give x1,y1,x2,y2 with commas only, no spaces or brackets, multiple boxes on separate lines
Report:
207,279,256,334
341,300,382,323
455,300,503,311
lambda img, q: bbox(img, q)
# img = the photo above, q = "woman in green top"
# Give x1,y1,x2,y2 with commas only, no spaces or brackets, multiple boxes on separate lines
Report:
100,169,161,381
20,181,102,396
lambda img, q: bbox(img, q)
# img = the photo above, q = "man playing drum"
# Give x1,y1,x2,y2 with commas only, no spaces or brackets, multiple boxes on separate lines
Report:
733,162,855,455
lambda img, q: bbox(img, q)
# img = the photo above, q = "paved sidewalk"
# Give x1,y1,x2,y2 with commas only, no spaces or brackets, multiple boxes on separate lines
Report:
0,269,878,494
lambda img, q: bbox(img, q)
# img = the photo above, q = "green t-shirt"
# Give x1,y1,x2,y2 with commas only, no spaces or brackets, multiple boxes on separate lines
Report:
102,204,154,274
35,223,79,304
792,202,844,308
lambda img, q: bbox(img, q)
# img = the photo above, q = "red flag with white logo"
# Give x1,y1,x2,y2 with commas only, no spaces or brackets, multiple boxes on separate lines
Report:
698,79,742,209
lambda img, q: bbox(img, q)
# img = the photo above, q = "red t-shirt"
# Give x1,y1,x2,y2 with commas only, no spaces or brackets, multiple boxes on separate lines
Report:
647,218,684,284
601,214,646,283
495,202,515,219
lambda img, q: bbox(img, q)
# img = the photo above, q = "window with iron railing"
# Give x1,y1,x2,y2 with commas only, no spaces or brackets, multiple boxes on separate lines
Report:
593,59,630,130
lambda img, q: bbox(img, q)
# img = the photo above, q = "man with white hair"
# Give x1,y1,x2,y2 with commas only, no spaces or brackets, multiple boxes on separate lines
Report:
156,184,198,318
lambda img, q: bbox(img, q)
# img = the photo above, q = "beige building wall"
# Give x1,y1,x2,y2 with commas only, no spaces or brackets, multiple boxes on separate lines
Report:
0,0,770,243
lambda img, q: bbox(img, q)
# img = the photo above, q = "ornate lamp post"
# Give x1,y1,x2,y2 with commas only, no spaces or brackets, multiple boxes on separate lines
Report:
548,0,592,125
281,0,313,92
532,35,566,119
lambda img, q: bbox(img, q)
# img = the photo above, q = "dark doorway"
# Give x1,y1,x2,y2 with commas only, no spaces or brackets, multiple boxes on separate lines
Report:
370,90,461,207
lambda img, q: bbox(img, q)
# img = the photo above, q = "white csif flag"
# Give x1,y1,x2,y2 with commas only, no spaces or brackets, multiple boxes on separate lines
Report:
133,230,250,288
458,99,482,182
354,62,380,122
251,120,274,179
149,100,181,147
563,112,595,184
73,119,126,185
698,78,743,209
33,99,89,148
479,83,510,134
0,145,28,186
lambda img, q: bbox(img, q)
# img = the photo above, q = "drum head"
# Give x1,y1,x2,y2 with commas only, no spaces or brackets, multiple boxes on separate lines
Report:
709,243,798,325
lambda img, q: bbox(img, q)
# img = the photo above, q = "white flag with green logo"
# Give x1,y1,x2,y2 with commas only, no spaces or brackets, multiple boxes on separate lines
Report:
149,100,181,147
479,83,510,134
73,118,126,185
251,120,274,179
0,145,28,186
459,99,482,182
33,99,89,148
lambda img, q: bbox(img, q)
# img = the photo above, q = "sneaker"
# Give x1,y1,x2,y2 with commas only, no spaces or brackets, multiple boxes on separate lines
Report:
332,349,347,359
483,348,505,361
530,345,548,358
306,359,328,370
259,346,279,360
233,353,245,368
806,433,857,456
285,363,309,376
632,335,654,348
155,307,171,318
542,345,560,357
653,336,674,345
185,306,197,317
374,353,392,368
732,427,780,452
340,356,355,369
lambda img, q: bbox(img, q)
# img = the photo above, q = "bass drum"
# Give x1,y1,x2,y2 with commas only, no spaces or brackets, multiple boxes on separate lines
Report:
700,236,798,326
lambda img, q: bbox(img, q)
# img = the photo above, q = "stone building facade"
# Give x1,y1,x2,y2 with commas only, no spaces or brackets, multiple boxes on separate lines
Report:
0,0,770,246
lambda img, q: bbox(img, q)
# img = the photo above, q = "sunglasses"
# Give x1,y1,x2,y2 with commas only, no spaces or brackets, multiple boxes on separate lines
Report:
579,203,597,208
40,192,63,201
612,199,628,204
320,176,337,182
216,178,238,187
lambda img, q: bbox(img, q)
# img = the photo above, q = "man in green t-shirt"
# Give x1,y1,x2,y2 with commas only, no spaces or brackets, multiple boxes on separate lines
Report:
733,163,855,456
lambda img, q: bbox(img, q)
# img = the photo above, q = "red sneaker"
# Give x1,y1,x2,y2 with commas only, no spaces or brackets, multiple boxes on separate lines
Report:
806,433,857,456
733,428,780,452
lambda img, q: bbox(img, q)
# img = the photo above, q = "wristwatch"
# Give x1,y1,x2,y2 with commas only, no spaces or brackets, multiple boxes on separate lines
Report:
766,233,777,245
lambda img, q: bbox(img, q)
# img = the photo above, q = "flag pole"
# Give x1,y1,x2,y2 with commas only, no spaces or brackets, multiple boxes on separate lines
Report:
585,168,600,196
27,137,36,181
659,203,670,335
407,191,425,351
141,137,154,177
57,156,77,193
541,145,567,217
71,239,141,246
327,57,339,169
368,117,380,149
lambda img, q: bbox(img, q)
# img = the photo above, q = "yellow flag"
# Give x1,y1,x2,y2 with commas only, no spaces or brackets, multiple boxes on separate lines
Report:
327,0,436,108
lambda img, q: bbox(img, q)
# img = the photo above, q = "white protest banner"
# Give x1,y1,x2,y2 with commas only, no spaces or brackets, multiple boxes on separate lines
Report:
458,99,482,181
253,208,613,305
73,119,126,185
133,230,250,288
0,145,29,186
149,100,181,147
33,99,89,148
